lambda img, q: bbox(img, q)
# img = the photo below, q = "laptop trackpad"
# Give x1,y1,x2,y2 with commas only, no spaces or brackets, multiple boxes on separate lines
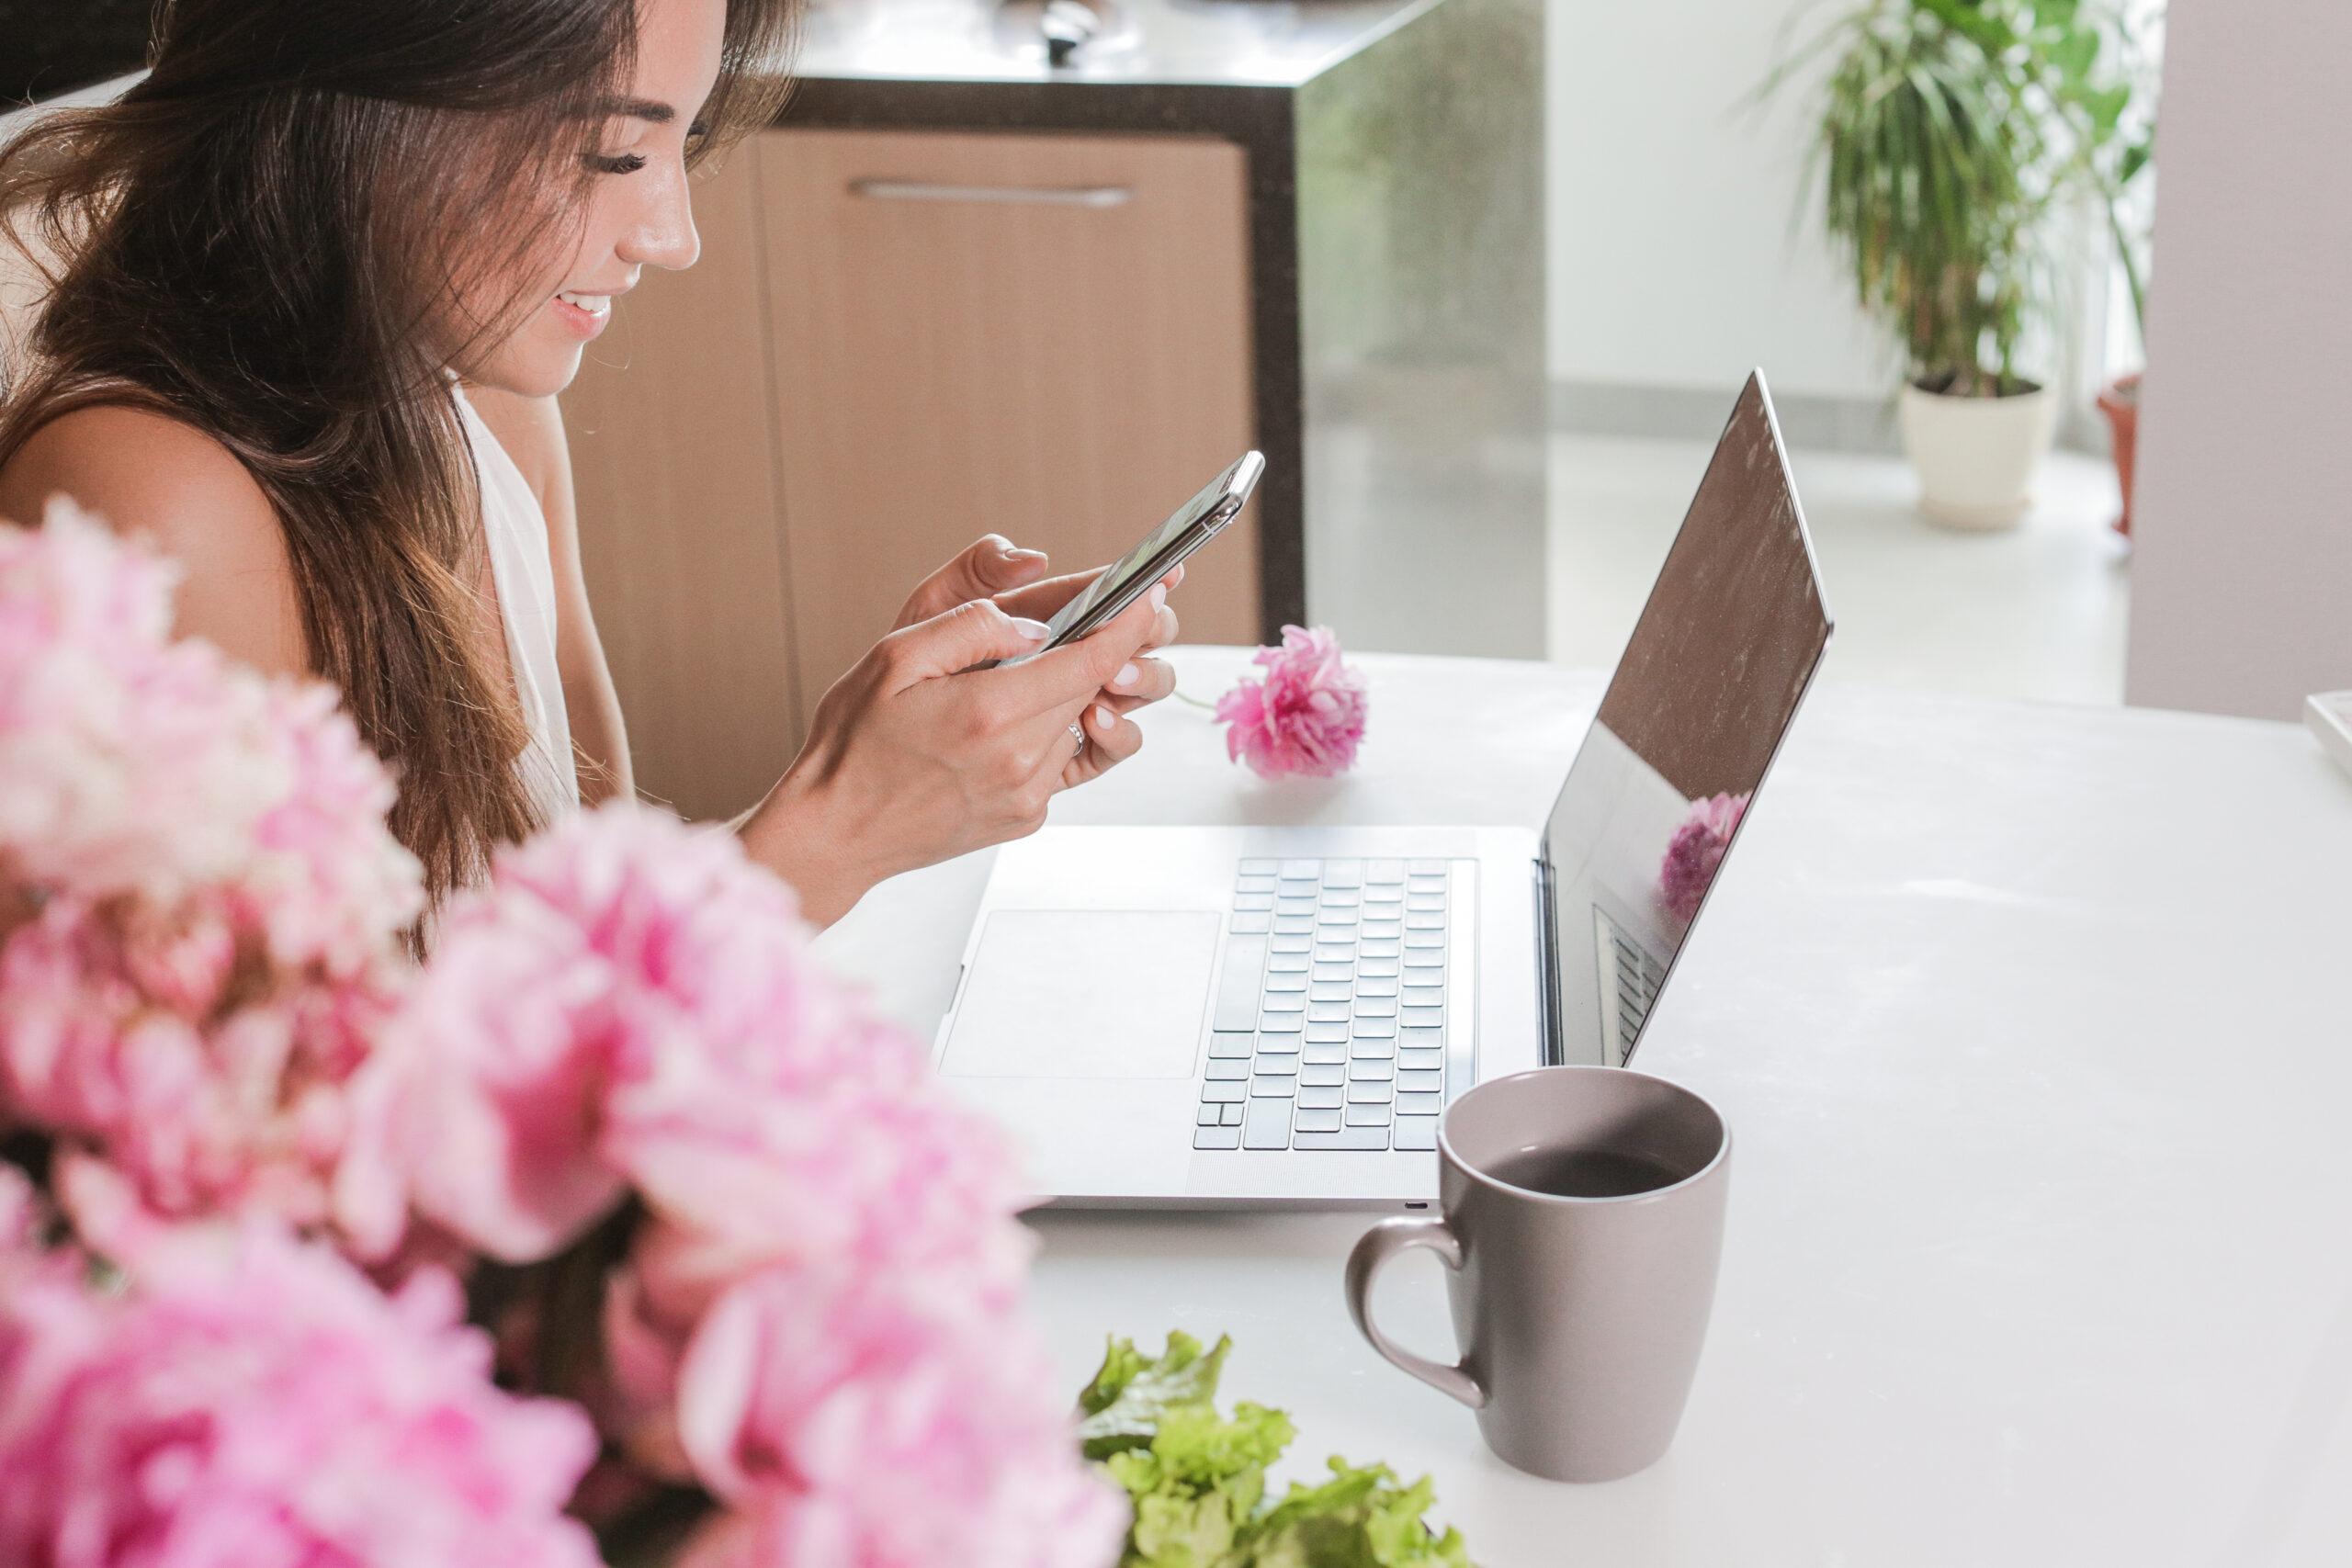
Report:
941,910,1219,1079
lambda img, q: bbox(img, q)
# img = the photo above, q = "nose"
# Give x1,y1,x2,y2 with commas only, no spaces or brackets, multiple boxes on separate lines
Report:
619,168,701,273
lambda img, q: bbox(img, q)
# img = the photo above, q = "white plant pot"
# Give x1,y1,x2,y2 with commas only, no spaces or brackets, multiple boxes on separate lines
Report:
1895,381,2057,530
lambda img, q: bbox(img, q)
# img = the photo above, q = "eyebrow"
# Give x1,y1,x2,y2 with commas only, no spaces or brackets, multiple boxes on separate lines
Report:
601,96,676,124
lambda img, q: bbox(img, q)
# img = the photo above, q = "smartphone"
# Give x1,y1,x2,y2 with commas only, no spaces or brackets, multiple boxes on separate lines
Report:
996,450,1263,667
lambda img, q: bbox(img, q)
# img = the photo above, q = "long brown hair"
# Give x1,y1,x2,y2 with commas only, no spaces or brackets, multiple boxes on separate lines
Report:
0,0,794,905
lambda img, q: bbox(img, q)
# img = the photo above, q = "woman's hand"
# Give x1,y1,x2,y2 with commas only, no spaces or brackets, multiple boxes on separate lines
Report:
892,531,1182,728
741,579,1178,926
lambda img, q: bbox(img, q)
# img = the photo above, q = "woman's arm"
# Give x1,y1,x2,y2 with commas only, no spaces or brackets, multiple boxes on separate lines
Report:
463,386,635,807
0,406,309,678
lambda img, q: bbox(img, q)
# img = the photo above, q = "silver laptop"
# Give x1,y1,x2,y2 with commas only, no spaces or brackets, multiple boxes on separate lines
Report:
932,372,1831,1205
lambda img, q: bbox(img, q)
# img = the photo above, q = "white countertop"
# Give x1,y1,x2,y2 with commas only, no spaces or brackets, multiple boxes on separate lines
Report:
820,649,2352,1565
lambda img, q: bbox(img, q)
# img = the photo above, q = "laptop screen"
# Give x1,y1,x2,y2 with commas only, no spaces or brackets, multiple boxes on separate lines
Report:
1542,373,1832,1066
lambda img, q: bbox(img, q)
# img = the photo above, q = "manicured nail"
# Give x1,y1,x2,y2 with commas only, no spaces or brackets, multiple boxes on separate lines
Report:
1092,704,1117,731
1148,583,1168,613
1003,547,1047,564
1113,661,1140,691
1011,616,1051,639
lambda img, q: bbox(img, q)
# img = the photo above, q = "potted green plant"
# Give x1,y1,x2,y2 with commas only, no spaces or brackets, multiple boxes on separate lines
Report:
1764,0,2150,530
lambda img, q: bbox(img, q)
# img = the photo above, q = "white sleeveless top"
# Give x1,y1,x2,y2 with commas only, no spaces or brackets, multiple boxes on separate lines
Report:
453,388,579,824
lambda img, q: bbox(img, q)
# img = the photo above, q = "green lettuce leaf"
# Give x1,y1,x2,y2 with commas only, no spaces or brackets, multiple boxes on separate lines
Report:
1077,1334,1473,1568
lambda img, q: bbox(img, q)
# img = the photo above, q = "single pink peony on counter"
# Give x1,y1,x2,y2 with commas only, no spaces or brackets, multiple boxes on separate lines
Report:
1658,791,1749,926
1213,625,1368,779
0,1223,600,1568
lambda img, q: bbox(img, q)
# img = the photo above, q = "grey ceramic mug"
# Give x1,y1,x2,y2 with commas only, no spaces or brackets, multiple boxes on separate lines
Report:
1344,1066,1731,1483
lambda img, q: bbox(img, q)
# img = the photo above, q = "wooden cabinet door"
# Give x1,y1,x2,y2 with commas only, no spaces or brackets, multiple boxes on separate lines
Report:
560,147,801,822
756,129,1258,717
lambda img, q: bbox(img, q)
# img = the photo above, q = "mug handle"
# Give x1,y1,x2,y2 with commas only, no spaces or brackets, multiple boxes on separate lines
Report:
1343,1215,1487,1410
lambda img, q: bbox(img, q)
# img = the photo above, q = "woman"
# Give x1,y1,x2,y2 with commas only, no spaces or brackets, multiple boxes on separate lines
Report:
0,0,1178,927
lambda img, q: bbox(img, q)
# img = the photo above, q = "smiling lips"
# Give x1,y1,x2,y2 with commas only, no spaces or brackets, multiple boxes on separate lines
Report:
551,290,615,338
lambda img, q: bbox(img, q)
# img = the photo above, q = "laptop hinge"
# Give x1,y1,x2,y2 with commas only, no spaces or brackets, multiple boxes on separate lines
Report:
1532,854,1563,1066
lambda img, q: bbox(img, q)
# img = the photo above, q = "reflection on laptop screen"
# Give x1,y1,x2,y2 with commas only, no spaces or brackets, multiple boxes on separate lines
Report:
1543,374,1832,1066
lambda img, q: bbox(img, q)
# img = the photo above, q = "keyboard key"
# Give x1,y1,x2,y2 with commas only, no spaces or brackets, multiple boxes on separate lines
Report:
1318,886,1361,908
1305,1021,1349,1043
1258,1013,1304,1034
1359,940,1402,959
1400,1025,1443,1047
1309,983,1351,1004
1196,1103,1221,1125
1346,1102,1393,1126
1280,859,1320,881
1400,1008,1444,1032
1202,1081,1247,1102
1350,1037,1396,1060
1207,1059,1250,1081
1312,961,1352,983
1262,993,1306,1014
1301,1063,1346,1088
1406,913,1446,931
1367,860,1407,884
1253,1041,1300,1064
1360,920,1403,941
1351,1016,1397,1038
1237,874,1278,894
1363,884,1405,905
1239,858,1279,874
1398,1046,1444,1072
1210,1032,1257,1059
1272,933,1313,954
1314,939,1357,959
1357,976,1398,998
1242,1098,1293,1149
1297,1085,1344,1110
1230,911,1271,934
1396,1092,1444,1117
1402,946,1445,967
1251,1074,1297,1097
1303,1042,1349,1065
1358,956,1400,977
1221,1103,1244,1126
1265,970,1308,994
1295,1108,1344,1133
1295,1128,1391,1149
1394,1118,1437,1151
1276,897,1317,918
1317,909,1359,929
1322,860,1363,888
1354,996,1397,1018
1273,915,1315,935
1396,1069,1443,1094
1213,937,1265,1031
1307,1003,1350,1024
1408,859,1447,875
1195,1125,1242,1149
1350,1060,1396,1083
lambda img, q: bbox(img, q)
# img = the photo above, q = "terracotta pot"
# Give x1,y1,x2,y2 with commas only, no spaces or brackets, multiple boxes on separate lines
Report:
1895,380,2056,530
2095,372,2142,539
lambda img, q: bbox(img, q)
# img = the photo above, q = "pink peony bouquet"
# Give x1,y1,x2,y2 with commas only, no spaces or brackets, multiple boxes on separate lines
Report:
1657,791,1749,926
0,508,1125,1565
1213,625,1368,780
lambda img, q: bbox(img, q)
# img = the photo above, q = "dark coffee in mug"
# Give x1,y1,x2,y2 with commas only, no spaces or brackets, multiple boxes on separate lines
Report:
1484,1147,1688,1199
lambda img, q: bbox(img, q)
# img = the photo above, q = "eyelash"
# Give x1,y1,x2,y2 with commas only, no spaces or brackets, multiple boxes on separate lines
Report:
589,123,709,176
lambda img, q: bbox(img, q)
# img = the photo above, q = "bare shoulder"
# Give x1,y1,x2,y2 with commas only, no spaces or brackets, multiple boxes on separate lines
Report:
0,406,308,676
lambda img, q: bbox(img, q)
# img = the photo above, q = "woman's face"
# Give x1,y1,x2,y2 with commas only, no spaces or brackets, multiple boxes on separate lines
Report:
462,0,727,398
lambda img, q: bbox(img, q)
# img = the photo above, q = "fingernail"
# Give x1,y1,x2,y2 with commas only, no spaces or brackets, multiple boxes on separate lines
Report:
1149,583,1168,613
1011,616,1051,639
1113,661,1140,690
1092,704,1116,731
1004,547,1047,564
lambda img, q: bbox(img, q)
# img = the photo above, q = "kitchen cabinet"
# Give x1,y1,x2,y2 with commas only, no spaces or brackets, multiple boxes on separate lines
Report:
562,128,1256,821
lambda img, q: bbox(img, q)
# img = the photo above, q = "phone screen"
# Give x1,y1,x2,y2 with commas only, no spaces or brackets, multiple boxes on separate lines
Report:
1024,452,1262,656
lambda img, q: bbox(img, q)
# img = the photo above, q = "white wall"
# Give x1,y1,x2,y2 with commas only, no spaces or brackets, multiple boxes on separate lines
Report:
1545,0,1894,399
2123,0,2352,719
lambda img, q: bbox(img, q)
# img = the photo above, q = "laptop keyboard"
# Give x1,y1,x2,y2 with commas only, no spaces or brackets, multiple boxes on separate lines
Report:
1193,857,1456,1153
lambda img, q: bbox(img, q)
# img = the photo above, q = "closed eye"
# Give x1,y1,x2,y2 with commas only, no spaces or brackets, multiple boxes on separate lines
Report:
588,152,649,175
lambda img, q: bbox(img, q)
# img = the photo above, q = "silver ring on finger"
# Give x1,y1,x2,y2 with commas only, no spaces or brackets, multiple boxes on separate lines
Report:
1069,718,1087,758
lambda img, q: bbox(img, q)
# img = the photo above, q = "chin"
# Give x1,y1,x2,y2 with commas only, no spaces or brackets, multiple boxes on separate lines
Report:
460,319,589,400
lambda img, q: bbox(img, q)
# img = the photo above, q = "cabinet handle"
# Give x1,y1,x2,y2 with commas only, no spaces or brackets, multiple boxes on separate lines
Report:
846,177,1134,209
